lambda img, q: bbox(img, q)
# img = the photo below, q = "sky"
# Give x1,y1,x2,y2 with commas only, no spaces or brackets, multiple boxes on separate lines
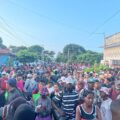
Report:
0,0,120,53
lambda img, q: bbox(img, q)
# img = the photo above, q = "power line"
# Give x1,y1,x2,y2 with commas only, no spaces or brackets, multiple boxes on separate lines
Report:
0,16,44,44
86,9,120,40
7,0,90,34
0,16,29,46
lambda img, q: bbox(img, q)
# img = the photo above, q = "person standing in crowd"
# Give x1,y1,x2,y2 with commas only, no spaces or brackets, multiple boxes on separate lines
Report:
75,81,84,101
100,87,112,120
6,78,22,104
52,78,79,120
79,78,95,101
24,74,37,100
50,83,60,99
0,72,8,91
94,79,102,107
76,90,102,120
35,87,52,120
110,99,120,120
16,75,24,92
0,80,6,107
115,80,120,99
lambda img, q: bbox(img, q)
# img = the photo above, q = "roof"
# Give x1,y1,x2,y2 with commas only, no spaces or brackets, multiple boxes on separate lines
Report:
0,48,15,56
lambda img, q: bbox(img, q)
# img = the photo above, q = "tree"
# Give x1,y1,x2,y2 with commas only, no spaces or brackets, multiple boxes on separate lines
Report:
63,44,86,55
28,45,44,59
16,49,37,63
9,46,27,53
77,52,103,65
0,37,7,49
56,52,67,62
62,44,86,62
28,45,44,53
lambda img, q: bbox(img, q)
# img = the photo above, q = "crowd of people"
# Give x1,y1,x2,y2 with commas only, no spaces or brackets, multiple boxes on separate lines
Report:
0,63,120,120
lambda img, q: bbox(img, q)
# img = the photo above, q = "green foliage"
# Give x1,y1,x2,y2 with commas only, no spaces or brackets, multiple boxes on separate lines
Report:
0,37,7,49
56,52,67,62
10,46,27,53
63,44,86,55
28,45,44,53
76,52,103,65
84,64,110,73
56,44,103,64
16,49,37,63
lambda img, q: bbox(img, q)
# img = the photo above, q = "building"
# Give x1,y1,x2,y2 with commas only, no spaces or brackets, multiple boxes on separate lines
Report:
104,32,120,68
0,48,15,65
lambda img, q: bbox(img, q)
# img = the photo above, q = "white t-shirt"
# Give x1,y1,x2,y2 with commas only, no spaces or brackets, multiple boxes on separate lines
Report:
100,98,112,120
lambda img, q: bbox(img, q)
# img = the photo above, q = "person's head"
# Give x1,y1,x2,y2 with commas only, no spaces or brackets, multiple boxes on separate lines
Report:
87,78,95,90
27,74,32,79
16,76,22,81
100,87,110,100
2,72,7,78
83,90,94,107
13,104,36,120
94,80,101,90
40,86,49,99
65,78,74,92
115,80,120,93
54,83,59,92
33,73,37,79
104,78,111,85
110,99,120,120
76,81,84,91
6,78,17,90
10,97,27,113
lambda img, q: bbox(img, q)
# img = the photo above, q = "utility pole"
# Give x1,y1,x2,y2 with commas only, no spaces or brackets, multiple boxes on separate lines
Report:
68,48,70,64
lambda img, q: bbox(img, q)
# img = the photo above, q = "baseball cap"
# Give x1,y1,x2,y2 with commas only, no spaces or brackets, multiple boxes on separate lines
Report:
27,74,32,78
100,87,110,95
87,78,96,83
65,78,74,84
2,71,6,75
6,78,17,87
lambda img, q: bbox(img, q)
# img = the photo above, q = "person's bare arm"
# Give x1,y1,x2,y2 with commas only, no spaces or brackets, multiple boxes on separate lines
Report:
76,105,81,120
96,106,102,120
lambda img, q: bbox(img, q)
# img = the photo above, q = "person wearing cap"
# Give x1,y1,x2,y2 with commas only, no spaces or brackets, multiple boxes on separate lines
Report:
6,78,22,104
52,77,79,120
35,87,52,120
100,87,112,120
79,78,96,103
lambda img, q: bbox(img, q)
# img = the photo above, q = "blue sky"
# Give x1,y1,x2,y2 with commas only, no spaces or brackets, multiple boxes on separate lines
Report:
0,0,120,53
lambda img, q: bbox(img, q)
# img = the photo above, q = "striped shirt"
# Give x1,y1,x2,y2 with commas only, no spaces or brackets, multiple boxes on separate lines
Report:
55,90,79,119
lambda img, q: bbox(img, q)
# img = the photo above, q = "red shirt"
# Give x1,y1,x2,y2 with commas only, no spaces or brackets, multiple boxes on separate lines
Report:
0,77,8,90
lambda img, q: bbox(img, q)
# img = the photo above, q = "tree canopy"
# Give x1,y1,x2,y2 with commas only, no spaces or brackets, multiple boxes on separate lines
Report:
56,44,103,65
0,37,7,49
16,49,37,63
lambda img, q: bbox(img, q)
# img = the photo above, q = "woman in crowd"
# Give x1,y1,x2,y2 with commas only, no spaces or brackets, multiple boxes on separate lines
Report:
35,87,52,120
76,90,102,120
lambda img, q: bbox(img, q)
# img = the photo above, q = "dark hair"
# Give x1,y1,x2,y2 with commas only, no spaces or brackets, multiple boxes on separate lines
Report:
83,90,94,98
3,97,27,120
13,103,36,120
